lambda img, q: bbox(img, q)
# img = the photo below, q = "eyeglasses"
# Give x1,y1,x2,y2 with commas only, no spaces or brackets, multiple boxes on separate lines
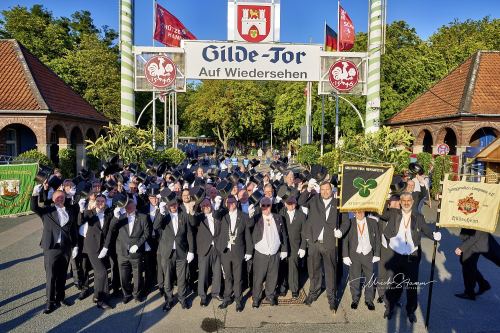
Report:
261,204,271,208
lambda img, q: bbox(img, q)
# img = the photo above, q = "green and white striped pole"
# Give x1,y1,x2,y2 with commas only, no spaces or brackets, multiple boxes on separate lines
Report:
120,0,135,125
365,0,383,133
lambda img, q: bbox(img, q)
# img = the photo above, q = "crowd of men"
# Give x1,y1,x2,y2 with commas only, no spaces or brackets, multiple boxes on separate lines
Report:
29,156,499,325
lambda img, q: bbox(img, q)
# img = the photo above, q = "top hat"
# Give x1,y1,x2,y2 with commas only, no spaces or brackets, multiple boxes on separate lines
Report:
277,185,293,201
79,168,92,180
189,186,206,204
103,179,117,192
278,156,288,165
113,193,129,208
330,174,339,187
390,176,408,195
128,163,139,174
136,171,148,184
310,164,328,182
156,162,169,177
270,161,279,171
183,172,196,185
113,172,124,184
216,180,233,198
276,161,288,174
249,159,260,168
160,188,178,205
298,170,311,182
224,150,234,158
408,162,424,176
207,168,220,178
72,175,84,187
271,179,282,191
35,165,53,184
76,181,92,198
47,175,64,190
217,155,226,163
147,184,161,197
250,173,264,186
248,190,263,206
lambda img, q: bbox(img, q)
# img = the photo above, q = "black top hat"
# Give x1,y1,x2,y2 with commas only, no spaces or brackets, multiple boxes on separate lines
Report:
113,193,129,208
72,175,84,187
170,170,182,183
249,190,264,206
136,171,148,184
160,188,178,205
207,168,220,178
408,162,424,176
114,172,124,184
310,164,328,182
271,179,282,191
330,174,339,187
390,176,408,195
277,185,294,202
248,168,257,177
76,181,92,198
79,168,92,180
298,170,311,181
147,184,161,197
217,155,226,163
183,172,195,185
189,186,206,204
156,162,169,177
35,165,53,184
145,158,156,170
103,179,117,192
278,156,288,165
47,175,63,190
216,180,233,198
250,173,264,186
193,177,206,187
276,161,288,174
249,159,260,168
128,163,139,174
219,170,229,180
224,150,234,158
270,161,278,171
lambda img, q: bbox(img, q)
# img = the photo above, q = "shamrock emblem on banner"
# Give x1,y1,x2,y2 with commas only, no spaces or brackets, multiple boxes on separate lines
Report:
353,177,378,197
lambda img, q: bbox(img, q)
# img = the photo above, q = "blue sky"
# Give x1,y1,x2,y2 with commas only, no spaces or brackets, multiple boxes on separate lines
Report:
1,0,498,45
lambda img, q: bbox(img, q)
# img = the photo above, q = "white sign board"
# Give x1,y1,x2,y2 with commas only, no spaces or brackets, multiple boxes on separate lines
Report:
183,40,321,81
227,1,280,42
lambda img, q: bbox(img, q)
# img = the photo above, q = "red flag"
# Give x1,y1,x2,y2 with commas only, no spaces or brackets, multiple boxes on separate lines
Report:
154,3,196,47
339,5,355,51
324,23,338,52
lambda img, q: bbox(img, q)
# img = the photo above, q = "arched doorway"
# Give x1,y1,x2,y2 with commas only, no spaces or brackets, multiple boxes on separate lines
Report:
0,124,37,157
443,128,457,155
70,127,85,172
469,127,498,148
85,128,97,142
49,125,67,166
416,129,433,154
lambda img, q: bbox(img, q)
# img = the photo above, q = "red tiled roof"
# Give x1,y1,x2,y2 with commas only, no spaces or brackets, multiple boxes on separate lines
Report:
386,51,500,125
0,39,107,122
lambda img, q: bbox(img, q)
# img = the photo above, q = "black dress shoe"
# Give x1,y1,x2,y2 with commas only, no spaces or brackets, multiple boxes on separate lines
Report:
329,299,337,311
134,296,144,303
59,299,72,306
252,302,260,309
269,297,277,306
454,292,476,300
366,301,375,311
218,300,232,309
162,301,173,312
477,283,491,295
304,294,316,306
292,292,299,298
122,295,133,304
158,288,165,297
212,294,223,302
408,312,417,323
180,300,190,309
97,301,112,310
384,309,393,320
78,289,90,300
279,290,287,297
235,300,243,312
377,296,384,304
43,303,57,314
351,301,358,309
200,298,208,307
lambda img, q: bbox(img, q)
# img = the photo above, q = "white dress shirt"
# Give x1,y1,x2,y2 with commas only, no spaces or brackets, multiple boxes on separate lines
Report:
206,213,215,245
355,217,372,255
170,212,178,250
56,206,69,244
287,209,296,223
389,211,417,255
255,214,280,255
229,210,238,233
127,213,135,236
318,197,333,241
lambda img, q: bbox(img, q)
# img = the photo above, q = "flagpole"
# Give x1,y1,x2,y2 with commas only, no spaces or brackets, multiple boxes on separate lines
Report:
152,0,157,149
337,0,340,51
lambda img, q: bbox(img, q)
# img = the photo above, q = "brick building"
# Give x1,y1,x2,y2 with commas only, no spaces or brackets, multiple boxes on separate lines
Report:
386,51,500,163
0,39,108,170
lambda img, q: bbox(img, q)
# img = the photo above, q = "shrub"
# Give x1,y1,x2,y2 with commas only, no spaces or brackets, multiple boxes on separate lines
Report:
297,144,320,167
318,149,342,175
416,152,433,175
13,149,54,167
58,148,76,179
86,154,100,172
431,155,453,198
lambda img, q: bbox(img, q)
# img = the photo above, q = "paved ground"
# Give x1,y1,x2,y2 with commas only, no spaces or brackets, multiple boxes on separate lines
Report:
0,203,499,333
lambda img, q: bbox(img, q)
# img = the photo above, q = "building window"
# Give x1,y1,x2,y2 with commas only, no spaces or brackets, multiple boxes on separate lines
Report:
6,128,17,157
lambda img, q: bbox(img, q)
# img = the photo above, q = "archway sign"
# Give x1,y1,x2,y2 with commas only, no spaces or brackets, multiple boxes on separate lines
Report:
133,42,367,96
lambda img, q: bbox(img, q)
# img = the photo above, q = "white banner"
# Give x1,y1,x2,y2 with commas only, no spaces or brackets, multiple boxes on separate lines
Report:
227,1,280,43
183,40,321,81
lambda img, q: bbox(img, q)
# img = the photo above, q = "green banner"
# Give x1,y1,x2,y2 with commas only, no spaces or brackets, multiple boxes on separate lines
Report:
0,163,38,217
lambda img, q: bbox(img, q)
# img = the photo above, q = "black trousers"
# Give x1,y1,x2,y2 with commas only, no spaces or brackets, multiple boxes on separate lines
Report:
144,249,157,291
253,251,280,302
308,242,337,301
461,243,500,295
278,252,301,293
348,252,374,302
156,251,164,290
198,246,221,299
109,251,121,293
70,252,91,290
386,252,420,314
377,245,394,300
87,252,109,301
221,251,244,301
117,255,143,298
44,247,71,303
162,249,188,302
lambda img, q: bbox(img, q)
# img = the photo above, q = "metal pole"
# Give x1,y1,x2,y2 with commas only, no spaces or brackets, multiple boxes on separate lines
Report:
164,94,167,146
152,92,156,149
270,123,273,155
321,95,325,155
120,0,135,125
335,93,339,148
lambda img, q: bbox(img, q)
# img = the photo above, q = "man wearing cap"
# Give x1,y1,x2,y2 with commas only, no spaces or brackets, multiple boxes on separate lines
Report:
217,195,253,311
252,196,289,308
107,200,150,304
154,196,195,311
179,188,199,293
342,211,380,311
381,192,442,323
194,198,225,307
31,186,79,314
300,181,349,310
277,195,307,299
79,194,113,309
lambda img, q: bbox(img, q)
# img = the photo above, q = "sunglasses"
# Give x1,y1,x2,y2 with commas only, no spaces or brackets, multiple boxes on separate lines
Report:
261,204,271,208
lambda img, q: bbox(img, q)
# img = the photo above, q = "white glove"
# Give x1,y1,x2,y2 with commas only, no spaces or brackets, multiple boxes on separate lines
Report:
145,241,151,252
275,196,282,203
78,198,86,212
113,207,121,218
307,178,317,192
372,256,380,263
433,232,442,242
275,172,283,181
248,204,255,218
334,229,342,238
187,252,194,263
138,183,146,195
214,196,222,210
72,247,79,259
32,184,43,196
129,245,139,254
298,249,306,258
98,247,108,259
301,206,309,215
159,201,167,215
244,254,253,261
343,257,352,266
280,251,288,260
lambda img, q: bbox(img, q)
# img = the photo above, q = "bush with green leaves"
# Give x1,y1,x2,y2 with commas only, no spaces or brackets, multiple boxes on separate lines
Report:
297,144,320,167
86,154,100,172
58,148,76,179
431,155,453,198
318,149,342,175
147,148,186,166
416,152,433,175
13,149,54,167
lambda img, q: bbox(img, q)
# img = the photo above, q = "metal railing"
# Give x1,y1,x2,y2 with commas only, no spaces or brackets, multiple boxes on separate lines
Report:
0,155,38,165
